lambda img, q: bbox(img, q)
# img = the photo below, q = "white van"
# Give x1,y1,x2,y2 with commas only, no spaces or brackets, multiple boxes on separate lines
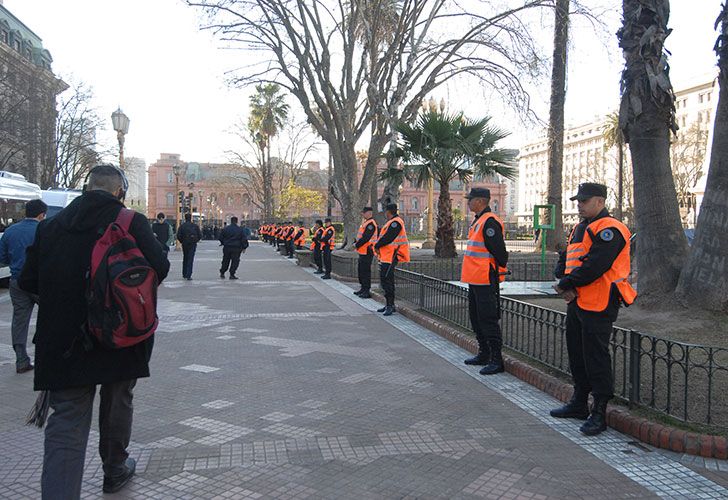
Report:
41,188,82,219
0,171,42,281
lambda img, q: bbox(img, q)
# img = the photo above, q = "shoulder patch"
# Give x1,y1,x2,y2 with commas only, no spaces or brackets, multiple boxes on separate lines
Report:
485,227,496,237
599,229,614,242
391,222,399,228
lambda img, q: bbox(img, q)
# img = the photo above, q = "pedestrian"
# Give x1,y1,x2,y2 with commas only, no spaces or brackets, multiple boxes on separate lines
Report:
0,198,47,373
460,188,509,375
19,164,169,497
311,220,324,274
353,207,378,299
219,216,249,280
293,220,308,251
176,212,202,280
373,204,410,316
550,182,637,436
320,218,336,279
151,212,174,252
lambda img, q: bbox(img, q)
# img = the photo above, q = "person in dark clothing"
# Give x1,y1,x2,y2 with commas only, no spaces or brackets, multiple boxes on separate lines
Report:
151,212,173,252
176,213,202,280
320,218,335,279
353,207,378,299
311,220,324,273
285,221,295,258
19,164,170,497
374,204,410,315
549,183,636,436
460,188,509,375
0,198,47,373
218,216,249,279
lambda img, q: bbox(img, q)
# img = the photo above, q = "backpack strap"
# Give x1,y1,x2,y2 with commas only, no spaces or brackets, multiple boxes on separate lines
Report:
114,208,135,232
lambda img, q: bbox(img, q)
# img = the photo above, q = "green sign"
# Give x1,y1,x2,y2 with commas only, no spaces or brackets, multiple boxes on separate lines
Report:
533,204,556,230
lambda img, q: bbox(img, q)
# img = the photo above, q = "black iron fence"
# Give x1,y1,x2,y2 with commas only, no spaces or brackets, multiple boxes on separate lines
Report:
395,269,728,429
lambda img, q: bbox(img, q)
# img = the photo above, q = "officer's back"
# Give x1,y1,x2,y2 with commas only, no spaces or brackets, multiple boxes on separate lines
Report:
219,222,247,248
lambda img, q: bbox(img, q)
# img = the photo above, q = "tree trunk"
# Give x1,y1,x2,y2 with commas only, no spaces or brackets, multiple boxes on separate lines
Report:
619,0,688,301
675,4,728,312
616,139,624,220
435,180,456,258
545,0,569,252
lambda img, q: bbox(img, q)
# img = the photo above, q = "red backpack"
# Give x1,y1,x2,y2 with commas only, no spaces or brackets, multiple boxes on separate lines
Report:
86,208,159,349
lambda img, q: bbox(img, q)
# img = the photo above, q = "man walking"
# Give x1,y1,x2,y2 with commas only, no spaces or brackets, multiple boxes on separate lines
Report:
176,212,202,280
460,188,509,375
0,199,47,373
353,207,378,299
219,216,249,279
550,183,636,436
151,212,174,252
320,218,336,279
19,164,169,497
311,220,324,274
374,204,410,316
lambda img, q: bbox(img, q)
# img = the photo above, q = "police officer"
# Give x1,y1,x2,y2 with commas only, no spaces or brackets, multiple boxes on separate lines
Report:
354,207,378,299
550,182,637,436
320,218,336,279
311,220,324,274
374,203,410,316
460,188,508,375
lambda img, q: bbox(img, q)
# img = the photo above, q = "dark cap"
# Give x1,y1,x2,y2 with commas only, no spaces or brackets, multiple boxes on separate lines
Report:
570,182,608,201
385,203,398,213
361,206,373,213
465,187,491,199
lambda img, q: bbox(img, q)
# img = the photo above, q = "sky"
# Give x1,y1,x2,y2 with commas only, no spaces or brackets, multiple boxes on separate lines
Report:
4,0,721,166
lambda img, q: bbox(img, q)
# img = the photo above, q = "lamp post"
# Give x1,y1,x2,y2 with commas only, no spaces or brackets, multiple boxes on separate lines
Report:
198,189,203,228
172,164,181,250
111,108,130,170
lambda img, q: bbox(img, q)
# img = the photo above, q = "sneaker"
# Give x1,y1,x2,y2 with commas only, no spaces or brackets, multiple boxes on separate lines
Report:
102,457,136,494
321,275,331,280
16,363,34,374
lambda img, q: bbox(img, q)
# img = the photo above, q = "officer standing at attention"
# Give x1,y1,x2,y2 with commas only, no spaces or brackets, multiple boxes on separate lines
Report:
311,220,324,274
550,182,637,436
294,221,308,250
319,218,336,279
374,203,410,316
460,188,509,375
354,207,378,299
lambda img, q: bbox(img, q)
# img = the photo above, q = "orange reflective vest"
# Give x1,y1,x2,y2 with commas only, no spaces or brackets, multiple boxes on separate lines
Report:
375,216,410,264
460,212,507,285
294,227,308,247
310,227,323,250
566,217,637,312
356,218,378,255
321,226,335,250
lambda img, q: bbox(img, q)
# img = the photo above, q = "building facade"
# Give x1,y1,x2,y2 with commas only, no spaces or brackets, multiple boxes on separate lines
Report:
125,156,147,213
0,2,67,185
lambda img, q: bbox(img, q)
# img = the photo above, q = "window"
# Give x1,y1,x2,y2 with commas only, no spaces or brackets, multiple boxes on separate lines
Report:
166,193,174,207
167,172,173,183
698,111,703,123
13,39,20,51
493,200,499,213
699,94,704,104
1,31,7,44
412,197,419,211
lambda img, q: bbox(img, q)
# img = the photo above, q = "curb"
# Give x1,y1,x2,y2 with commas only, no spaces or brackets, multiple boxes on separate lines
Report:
355,285,728,460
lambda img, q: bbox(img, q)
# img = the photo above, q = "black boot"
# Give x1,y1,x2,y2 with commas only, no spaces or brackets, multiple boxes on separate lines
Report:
353,289,364,295
314,268,324,274
464,350,490,366
358,290,372,299
549,388,590,419
479,342,504,375
580,397,610,436
383,305,395,316
321,274,331,280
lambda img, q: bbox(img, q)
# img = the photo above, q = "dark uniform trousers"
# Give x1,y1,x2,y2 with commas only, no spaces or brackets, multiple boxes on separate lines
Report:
286,239,294,257
379,258,398,306
181,243,197,279
565,300,618,398
357,252,373,291
322,247,332,274
220,248,243,276
468,284,502,353
313,246,323,270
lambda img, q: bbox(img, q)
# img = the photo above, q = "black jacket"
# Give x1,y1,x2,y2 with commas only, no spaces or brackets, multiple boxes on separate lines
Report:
19,191,170,391
219,223,249,249
177,221,201,246
152,220,172,247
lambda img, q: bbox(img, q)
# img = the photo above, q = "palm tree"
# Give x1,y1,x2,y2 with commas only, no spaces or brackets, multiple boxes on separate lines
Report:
618,0,688,301
676,3,728,312
394,110,516,258
248,84,289,219
602,111,625,220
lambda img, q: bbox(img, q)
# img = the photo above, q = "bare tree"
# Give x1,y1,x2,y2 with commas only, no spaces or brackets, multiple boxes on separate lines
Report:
187,0,551,243
670,121,708,223
0,68,30,172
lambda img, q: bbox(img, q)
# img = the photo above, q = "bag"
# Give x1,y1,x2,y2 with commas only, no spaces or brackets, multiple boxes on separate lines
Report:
86,208,159,349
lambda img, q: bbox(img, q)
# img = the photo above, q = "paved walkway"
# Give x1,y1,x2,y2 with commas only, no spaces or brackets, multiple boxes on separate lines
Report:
1,241,728,499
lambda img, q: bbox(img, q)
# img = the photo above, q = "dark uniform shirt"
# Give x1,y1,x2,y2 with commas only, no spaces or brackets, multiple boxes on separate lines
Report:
354,218,378,249
320,226,335,244
475,207,508,268
374,218,401,248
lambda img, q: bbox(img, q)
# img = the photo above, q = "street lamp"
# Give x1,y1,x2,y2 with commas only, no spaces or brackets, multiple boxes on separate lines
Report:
198,189,204,228
111,107,130,170
172,164,181,250
187,182,195,226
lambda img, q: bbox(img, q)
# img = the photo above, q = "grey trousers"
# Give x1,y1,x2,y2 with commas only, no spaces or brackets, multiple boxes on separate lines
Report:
9,279,36,366
41,379,137,500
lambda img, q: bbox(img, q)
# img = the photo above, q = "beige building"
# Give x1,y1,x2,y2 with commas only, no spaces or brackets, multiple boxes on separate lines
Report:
516,75,718,228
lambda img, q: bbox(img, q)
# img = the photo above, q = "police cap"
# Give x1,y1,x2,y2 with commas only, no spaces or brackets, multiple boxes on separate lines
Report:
465,187,491,199
385,203,398,213
570,182,608,201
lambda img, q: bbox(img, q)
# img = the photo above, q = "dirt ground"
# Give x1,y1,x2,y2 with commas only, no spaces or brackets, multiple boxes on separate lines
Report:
523,296,728,348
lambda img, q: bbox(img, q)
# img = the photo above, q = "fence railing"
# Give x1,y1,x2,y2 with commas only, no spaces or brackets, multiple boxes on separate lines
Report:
394,268,728,429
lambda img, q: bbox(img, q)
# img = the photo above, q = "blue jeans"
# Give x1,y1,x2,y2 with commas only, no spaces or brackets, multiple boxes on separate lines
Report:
182,243,197,278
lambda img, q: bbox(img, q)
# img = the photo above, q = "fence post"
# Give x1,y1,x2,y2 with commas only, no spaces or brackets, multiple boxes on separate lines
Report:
628,329,641,407
418,275,425,307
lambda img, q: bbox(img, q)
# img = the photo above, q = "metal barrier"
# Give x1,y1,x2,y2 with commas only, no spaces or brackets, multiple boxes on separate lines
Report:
395,268,728,429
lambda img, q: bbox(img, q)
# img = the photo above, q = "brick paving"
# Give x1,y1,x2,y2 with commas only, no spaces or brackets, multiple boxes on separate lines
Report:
1,241,727,499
